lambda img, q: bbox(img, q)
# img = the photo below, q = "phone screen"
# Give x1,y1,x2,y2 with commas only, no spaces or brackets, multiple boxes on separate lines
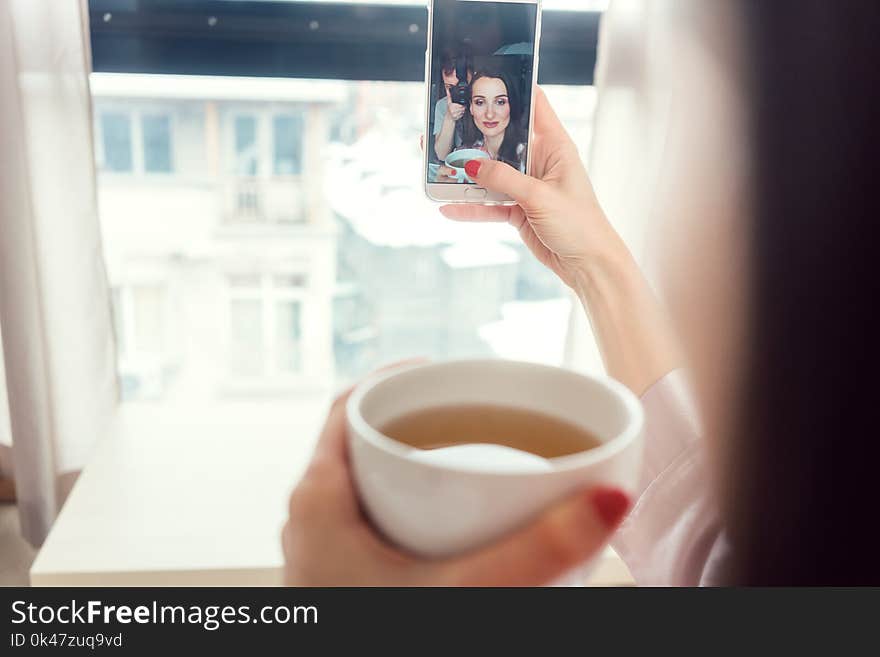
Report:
427,0,538,185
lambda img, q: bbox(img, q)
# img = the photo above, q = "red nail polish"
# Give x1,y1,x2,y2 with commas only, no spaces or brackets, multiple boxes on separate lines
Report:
590,487,630,529
465,159,482,179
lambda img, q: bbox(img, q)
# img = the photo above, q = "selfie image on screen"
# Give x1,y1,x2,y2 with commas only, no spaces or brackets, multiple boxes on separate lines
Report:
428,0,537,184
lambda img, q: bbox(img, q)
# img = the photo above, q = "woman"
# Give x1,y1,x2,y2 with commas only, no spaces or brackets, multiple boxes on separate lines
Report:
460,71,527,172
435,71,526,182
432,47,470,162
282,2,880,585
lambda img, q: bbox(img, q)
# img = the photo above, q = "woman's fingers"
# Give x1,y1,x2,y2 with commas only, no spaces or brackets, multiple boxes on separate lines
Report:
532,86,570,141
439,204,513,223
464,159,544,208
440,487,630,587
310,390,354,464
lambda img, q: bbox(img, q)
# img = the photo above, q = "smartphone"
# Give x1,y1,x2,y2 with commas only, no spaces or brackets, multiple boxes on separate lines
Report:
423,0,542,204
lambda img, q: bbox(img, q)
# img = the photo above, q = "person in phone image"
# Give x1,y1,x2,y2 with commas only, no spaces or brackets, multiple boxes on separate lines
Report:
460,70,527,173
433,47,472,162
436,69,528,183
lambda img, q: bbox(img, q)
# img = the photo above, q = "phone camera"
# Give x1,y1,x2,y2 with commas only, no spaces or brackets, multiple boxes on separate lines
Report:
449,82,470,106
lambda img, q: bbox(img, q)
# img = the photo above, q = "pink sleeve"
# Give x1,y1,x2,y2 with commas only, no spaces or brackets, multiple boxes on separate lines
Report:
611,370,729,586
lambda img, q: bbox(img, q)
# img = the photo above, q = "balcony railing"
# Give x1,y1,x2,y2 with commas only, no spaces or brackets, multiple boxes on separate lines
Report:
222,176,307,225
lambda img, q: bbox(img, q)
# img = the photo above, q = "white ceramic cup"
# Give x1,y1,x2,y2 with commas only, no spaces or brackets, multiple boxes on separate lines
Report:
444,148,490,182
346,359,644,566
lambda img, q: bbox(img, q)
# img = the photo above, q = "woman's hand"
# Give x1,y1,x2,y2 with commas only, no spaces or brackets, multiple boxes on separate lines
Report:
447,102,466,122
440,87,627,293
435,104,466,161
282,389,630,586
441,87,683,395
436,165,459,183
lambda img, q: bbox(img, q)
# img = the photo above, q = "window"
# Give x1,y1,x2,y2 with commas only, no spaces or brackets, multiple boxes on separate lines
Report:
101,113,132,172
98,109,174,175
132,285,164,354
142,115,173,173
226,273,307,381
234,115,259,176
113,284,166,358
111,283,168,399
273,113,304,175
229,299,264,377
276,300,303,373
89,1,602,407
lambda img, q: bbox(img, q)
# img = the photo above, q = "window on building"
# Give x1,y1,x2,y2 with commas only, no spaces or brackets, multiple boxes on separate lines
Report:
229,298,265,377
226,273,306,379
132,285,165,354
101,112,133,172
112,283,167,399
142,115,173,173
276,301,303,373
273,113,304,175
234,115,259,176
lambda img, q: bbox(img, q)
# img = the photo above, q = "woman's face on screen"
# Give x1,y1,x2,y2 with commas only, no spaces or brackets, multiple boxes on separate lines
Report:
470,77,510,139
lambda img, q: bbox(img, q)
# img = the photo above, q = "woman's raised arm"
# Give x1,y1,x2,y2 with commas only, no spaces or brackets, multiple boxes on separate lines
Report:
441,88,681,395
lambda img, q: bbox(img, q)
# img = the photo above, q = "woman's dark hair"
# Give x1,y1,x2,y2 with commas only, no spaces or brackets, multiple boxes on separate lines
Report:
438,45,471,103
439,47,461,76
461,70,527,169
726,1,880,584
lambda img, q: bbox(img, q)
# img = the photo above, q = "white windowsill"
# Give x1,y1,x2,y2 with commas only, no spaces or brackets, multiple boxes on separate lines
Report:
30,402,633,586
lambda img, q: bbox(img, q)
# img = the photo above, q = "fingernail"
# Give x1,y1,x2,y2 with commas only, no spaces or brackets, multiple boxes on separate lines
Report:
590,487,630,529
465,159,482,179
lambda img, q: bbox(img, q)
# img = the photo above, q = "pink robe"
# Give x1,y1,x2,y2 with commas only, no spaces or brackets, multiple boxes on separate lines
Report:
611,370,728,585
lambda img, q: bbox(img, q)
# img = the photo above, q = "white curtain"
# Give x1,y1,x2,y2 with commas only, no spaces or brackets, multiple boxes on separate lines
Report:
565,0,676,373
0,0,118,545
0,325,12,479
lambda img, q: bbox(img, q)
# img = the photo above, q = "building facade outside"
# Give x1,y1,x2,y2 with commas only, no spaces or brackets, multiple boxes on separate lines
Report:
92,75,342,402
91,75,596,408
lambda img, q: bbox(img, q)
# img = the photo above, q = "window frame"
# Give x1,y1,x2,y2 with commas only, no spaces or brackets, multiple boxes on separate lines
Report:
231,112,261,177
224,270,310,384
272,111,306,177
88,1,603,398
88,0,600,85
97,110,134,173
96,104,177,177
221,104,310,225
141,112,175,174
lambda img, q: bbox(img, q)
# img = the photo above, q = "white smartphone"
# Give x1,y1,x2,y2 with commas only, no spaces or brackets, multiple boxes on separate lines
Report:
423,0,542,204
